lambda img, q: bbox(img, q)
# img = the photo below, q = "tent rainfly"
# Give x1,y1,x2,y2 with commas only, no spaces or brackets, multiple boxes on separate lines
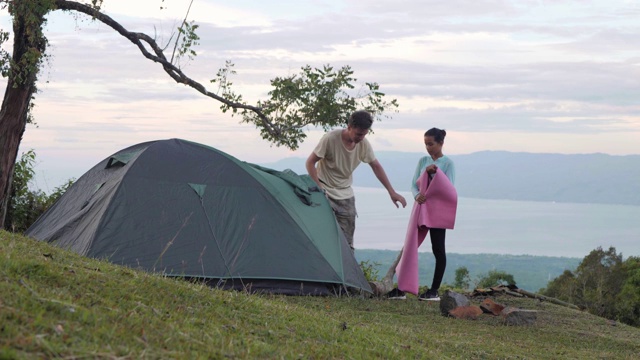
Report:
26,138,372,295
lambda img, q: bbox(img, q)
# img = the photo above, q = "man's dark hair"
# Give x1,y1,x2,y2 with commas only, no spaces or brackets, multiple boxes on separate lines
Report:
347,110,373,130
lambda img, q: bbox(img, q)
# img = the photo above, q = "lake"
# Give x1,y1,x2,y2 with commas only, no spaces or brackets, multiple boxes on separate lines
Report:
352,187,640,258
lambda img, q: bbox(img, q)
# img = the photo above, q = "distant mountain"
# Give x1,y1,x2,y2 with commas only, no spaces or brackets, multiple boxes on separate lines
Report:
260,151,640,206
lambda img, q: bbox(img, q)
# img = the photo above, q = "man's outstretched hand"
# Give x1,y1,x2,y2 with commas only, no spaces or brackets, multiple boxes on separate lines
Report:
390,192,407,208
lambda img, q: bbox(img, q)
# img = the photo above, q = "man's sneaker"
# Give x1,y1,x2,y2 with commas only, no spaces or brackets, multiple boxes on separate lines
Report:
386,288,406,300
418,289,440,301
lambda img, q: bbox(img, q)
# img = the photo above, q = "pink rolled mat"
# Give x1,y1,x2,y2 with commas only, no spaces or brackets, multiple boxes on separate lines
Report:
395,168,458,295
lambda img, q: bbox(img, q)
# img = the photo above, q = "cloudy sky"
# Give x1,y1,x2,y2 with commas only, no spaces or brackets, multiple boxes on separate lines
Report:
1,0,639,190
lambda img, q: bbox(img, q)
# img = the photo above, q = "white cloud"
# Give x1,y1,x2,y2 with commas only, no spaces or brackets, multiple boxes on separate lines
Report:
1,0,639,188
98,0,273,27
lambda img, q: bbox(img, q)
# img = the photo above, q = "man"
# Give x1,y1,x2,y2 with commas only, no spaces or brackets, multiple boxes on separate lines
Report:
306,110,407,252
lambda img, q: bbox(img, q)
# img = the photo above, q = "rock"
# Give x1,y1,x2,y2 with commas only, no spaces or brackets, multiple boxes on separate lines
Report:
480,298,505,316
501,307,538,326
449,305,484,320
440,290,471,316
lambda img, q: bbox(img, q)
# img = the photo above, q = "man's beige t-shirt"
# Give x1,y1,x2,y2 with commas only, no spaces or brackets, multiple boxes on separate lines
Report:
313,129,376,200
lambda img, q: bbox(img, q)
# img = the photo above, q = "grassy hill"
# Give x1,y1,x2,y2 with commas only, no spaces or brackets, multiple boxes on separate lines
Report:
2,231,639,359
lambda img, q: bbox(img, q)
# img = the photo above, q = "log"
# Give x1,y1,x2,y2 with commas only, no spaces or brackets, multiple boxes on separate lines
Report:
503,289,524,297
369,248,403,296
514,288,580,310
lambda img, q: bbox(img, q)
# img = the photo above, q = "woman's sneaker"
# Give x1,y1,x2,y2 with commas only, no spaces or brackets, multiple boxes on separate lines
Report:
418,289,440,301
386,288,406,300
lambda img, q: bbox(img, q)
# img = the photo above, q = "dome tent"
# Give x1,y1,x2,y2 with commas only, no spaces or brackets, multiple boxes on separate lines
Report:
26,138,372,295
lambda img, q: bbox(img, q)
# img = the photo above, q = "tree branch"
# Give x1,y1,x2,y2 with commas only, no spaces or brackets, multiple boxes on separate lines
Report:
169,0,194,65
53,0,281,139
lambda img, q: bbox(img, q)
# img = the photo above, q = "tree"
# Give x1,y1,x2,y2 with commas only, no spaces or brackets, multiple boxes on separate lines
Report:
573,246,624,318
477,270,516,288
542,269,578,304
543,247,640,326
453,266,470,290
0,0,399,229
615,256,640,326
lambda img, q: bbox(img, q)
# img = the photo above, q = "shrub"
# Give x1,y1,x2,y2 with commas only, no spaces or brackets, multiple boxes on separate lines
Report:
359,260,381,283
454,266,471,290
477,270,516,288
4,150,74,233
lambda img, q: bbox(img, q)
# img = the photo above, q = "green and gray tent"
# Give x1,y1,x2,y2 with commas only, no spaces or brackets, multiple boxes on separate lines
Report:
26,139,372,295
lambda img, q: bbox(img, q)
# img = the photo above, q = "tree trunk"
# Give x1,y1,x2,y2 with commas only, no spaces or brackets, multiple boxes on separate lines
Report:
369,248,403,296
0,7,44,229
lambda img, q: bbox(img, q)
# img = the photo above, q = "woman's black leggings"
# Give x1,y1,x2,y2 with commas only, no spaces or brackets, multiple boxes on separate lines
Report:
429,228,446,291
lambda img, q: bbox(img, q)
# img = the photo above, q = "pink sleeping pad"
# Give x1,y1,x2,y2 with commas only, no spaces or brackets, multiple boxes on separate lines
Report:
395,168,458,295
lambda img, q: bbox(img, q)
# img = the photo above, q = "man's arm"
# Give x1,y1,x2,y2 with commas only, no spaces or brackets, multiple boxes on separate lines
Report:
305,152,324,190
369,159,407,208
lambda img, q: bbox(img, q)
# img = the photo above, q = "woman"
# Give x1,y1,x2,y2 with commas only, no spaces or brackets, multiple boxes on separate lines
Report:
387,128,457,301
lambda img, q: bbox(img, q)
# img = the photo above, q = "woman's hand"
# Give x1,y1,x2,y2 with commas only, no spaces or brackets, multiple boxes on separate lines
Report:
426,164,438,174
415,193,426,204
